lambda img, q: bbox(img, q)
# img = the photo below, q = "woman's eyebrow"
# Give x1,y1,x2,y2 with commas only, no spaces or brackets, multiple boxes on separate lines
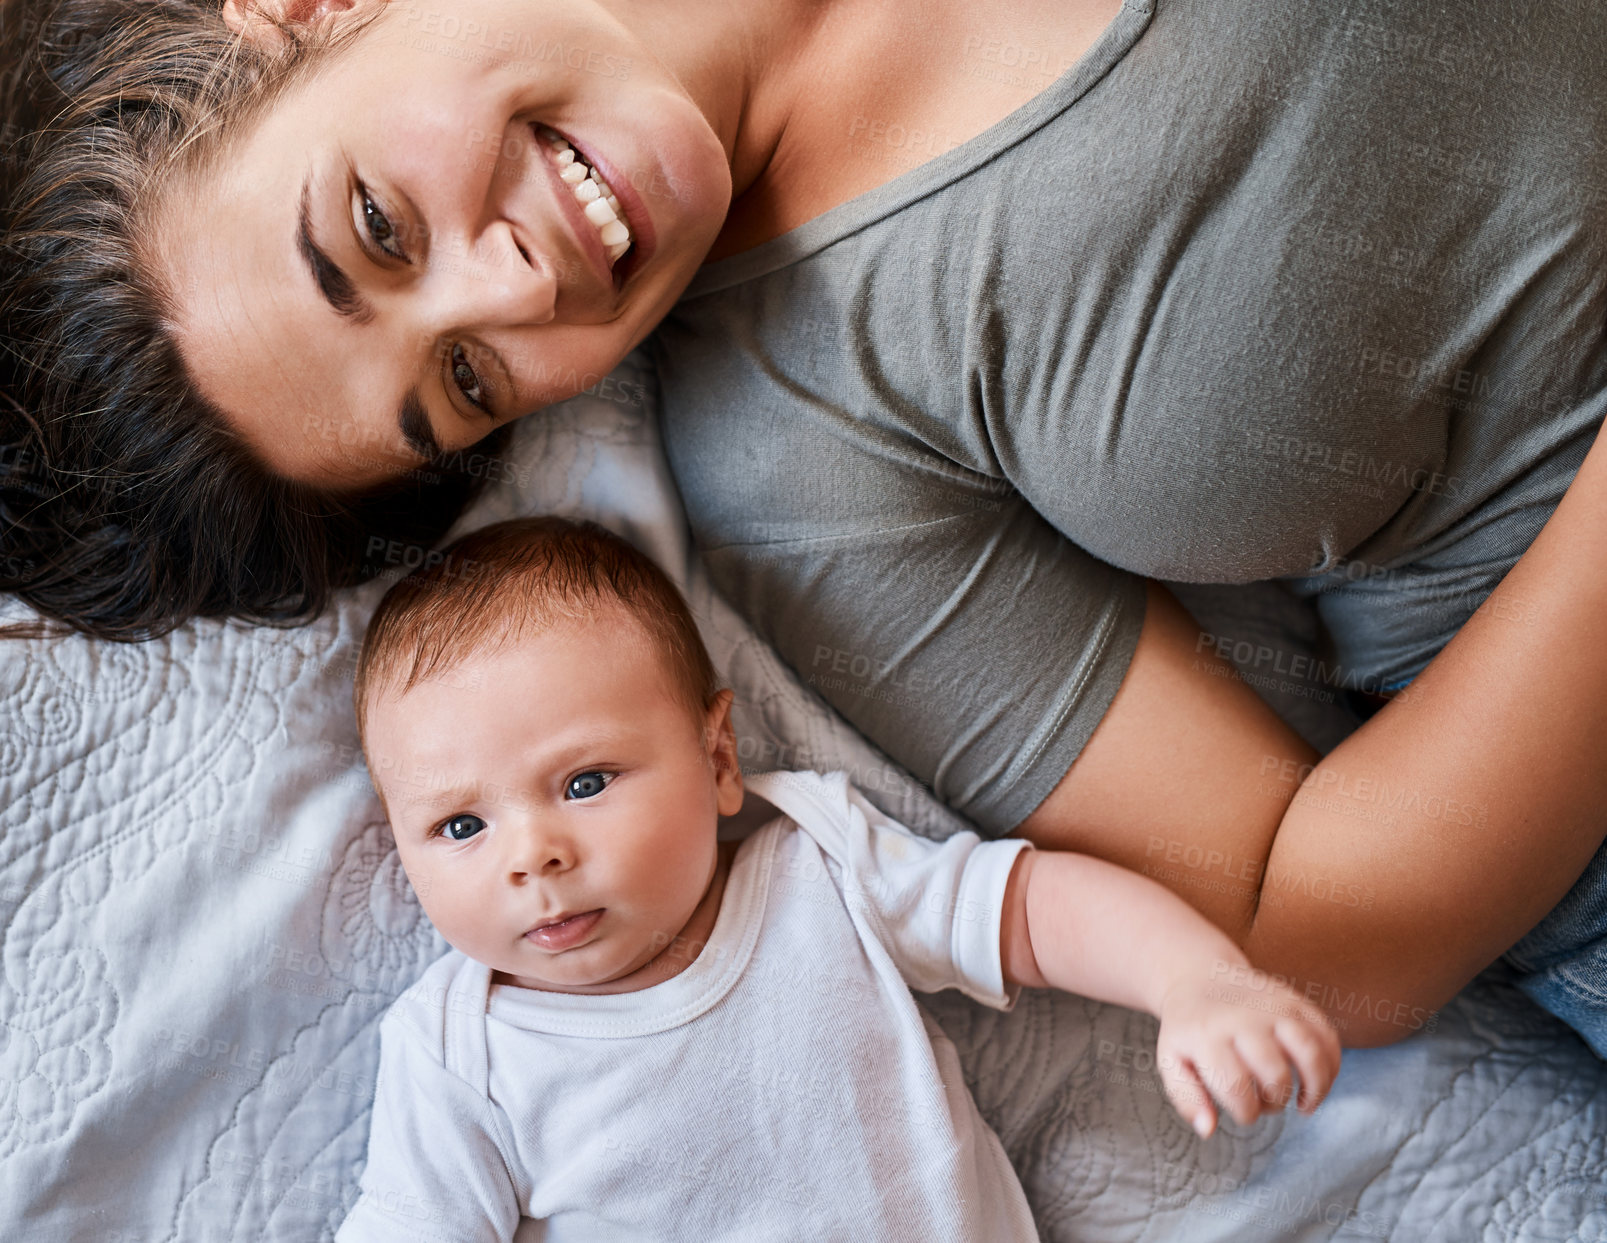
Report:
295,173,442,462
296,173,374,325
398,388,443,460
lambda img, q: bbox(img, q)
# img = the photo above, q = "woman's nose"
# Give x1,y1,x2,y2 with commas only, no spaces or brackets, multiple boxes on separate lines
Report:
427,221,558,328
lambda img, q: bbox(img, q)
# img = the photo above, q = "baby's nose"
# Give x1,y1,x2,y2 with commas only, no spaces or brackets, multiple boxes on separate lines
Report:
505,820,577,879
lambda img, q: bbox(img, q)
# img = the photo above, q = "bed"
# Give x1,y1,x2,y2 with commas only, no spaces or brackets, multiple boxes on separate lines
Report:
1,349,1603,1242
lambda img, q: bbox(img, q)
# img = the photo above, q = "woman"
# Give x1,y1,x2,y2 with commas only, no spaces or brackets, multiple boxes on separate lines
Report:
2,0,1605,1072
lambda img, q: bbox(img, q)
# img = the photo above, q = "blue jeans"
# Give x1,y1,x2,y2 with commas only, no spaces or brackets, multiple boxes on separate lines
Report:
1498,830,1607,1060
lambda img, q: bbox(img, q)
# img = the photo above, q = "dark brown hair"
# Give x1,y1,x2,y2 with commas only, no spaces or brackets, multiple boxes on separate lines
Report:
0,0,508,642
353,516,723,747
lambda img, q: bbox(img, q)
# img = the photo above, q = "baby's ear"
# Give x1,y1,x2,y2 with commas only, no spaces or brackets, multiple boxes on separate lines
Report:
704,690,745,815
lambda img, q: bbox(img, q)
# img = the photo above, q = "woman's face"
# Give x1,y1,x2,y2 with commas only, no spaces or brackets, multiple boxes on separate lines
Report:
158,0,733,486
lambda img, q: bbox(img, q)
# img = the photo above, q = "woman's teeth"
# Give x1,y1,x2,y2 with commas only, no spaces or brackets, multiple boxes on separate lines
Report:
536,124,633,267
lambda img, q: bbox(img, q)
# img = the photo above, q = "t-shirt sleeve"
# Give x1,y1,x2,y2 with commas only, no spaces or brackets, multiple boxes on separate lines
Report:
710,499,1145,835
664,422,1146,836
759,771,1033,1010
655,285,1149,840
335,1009,523,1243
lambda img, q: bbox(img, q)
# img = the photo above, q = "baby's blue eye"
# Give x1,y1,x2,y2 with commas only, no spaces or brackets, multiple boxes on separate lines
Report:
439,813,486,842
566,772,610,801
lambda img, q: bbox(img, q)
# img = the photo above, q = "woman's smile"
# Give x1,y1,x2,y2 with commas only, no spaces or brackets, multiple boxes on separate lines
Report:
152,0,736,485
532,123,658,286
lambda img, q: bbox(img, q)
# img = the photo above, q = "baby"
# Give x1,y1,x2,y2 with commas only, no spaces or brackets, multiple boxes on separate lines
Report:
337,516,1340,1243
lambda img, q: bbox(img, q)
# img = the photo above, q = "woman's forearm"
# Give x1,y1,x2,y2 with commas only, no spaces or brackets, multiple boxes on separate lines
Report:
1241,428,1607,1046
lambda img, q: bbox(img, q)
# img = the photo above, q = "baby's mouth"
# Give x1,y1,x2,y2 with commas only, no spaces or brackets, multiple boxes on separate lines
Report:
533,124,634,268
525,908,604,951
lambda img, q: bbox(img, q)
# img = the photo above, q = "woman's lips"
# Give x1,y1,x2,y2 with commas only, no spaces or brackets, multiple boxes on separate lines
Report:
535,139,615,292
573,143,657,291
534,123,658,292
524,908,603,951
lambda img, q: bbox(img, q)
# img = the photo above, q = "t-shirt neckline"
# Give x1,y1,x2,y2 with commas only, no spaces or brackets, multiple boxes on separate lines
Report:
680,0,1157,301
482,819,779,1038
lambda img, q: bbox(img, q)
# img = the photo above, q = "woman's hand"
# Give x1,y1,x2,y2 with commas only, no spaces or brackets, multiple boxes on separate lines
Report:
1155,968,1342,1138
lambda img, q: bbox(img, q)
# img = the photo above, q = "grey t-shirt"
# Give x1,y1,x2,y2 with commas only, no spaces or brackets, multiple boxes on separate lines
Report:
650,0,1607,834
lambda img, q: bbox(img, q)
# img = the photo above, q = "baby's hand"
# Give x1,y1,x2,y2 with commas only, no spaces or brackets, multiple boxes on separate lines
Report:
1153,974,1341,1138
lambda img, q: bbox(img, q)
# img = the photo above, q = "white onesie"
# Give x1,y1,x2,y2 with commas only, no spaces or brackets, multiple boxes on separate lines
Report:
335,769,1038,1242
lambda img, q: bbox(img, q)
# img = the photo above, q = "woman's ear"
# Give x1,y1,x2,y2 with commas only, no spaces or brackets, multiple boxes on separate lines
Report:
221,0,386,51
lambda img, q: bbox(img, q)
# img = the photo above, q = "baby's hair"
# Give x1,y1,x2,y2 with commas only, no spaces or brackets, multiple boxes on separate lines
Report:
353,516,722,749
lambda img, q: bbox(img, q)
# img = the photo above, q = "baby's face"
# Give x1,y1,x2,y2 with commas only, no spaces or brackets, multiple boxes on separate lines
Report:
364,606,743,992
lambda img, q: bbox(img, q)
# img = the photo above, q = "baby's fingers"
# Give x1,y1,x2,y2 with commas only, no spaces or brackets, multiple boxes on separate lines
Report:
1160,1055,1217,1138
1232,1028,1295,1113
1195,1041,1263,1129
1275,1015,1341,1112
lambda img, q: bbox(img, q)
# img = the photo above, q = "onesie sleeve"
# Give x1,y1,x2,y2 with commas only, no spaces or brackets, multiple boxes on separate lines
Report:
335,1007,523,1243
753,770,1033,1010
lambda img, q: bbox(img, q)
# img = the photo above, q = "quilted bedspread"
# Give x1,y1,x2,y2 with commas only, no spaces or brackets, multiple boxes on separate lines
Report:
1,350,1604,1242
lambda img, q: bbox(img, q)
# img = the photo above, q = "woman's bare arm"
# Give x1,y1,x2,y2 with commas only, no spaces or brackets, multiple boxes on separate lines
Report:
1020,430,1607,1047
1017,578,1318,942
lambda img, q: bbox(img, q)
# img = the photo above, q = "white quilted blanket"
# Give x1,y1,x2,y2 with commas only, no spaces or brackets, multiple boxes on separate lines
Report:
2,349,1604,1242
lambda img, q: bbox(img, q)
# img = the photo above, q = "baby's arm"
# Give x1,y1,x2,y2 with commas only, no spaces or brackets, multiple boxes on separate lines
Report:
999,848,1341,1137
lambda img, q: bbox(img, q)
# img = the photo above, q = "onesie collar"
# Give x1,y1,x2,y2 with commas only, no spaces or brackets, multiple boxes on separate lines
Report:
480,821,779,1038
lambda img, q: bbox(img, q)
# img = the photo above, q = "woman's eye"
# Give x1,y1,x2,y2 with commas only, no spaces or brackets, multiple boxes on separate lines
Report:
359,186,406,260
451,344,487,411
566,772,611,801
438,813,486,842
